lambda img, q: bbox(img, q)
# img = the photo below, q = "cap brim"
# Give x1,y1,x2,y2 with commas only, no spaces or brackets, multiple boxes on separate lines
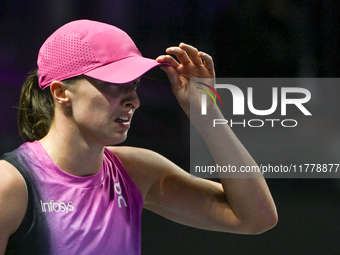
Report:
142,65,170,81
84,56,169,84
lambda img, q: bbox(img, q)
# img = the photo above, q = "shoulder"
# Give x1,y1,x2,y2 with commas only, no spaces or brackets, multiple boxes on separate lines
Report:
106,146,185,200
107,146,182,176
0,160,28,250
108,146,175,168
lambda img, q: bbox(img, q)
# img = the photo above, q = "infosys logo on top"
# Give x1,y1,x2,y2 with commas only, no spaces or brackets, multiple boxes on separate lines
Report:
40,200,74,214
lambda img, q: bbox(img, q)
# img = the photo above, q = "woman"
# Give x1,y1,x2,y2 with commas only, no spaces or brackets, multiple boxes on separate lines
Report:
0,20,277,254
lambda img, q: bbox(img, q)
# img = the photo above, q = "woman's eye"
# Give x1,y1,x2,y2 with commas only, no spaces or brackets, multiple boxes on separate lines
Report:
133,80,141,90
110,84,124,92
98,83,122,93
96,80,139,93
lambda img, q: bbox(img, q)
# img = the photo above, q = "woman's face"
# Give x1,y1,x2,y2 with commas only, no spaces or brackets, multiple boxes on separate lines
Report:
66,76,140,146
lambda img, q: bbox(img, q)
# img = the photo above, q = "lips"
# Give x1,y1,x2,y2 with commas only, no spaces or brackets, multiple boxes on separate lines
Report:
115,116,131,123
114,109,134,124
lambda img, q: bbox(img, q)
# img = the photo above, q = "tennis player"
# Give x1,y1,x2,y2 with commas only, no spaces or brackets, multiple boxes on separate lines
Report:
0,20,277,254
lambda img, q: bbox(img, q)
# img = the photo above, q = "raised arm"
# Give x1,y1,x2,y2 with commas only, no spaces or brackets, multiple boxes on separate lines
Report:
157,43,277,233
111,43,277,234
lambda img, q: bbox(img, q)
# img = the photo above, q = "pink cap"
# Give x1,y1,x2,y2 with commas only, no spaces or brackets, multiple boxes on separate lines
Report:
37,19,167,89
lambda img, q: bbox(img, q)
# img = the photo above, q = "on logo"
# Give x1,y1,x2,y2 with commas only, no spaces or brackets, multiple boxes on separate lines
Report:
114,182,127,208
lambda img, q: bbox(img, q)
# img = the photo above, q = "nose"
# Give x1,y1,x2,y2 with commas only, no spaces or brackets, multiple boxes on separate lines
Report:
121,83,140,110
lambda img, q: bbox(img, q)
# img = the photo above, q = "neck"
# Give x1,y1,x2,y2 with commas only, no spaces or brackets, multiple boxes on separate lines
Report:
39,123,105,177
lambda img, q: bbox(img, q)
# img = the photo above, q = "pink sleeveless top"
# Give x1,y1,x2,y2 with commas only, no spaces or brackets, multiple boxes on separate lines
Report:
2,141,143,255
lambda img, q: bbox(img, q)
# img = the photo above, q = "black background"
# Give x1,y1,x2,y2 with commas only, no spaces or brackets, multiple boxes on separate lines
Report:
1,1,340,254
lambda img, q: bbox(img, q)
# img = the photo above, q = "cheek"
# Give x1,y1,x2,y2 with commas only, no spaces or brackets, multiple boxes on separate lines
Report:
72,95,116,125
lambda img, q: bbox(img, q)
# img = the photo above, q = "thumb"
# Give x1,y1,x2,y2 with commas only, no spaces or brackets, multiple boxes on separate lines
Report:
159,66,180,90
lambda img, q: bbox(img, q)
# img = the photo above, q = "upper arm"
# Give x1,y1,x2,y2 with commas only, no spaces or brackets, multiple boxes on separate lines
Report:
0,160,28,254
108,146,241,233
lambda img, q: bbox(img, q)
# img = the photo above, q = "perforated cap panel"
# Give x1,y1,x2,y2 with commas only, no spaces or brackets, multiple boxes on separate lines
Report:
39,35,98,85
37,20,165,89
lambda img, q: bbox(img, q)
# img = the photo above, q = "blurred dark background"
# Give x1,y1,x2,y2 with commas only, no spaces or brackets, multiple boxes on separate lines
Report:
1,0,340,254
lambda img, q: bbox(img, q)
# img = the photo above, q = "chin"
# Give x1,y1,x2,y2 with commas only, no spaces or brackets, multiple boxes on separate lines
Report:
105,134,128,146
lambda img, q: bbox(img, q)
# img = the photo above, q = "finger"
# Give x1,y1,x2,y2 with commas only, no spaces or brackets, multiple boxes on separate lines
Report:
179,43,203,66
159,65,180,87
198,51,214,72
165,47,192,65
156,55,180,68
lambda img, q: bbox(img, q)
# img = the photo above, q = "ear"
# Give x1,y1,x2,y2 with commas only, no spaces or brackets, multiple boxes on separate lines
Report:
50,80,71,106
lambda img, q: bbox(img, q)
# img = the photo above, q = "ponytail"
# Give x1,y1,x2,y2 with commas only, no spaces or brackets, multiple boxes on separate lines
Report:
18,69,54,142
